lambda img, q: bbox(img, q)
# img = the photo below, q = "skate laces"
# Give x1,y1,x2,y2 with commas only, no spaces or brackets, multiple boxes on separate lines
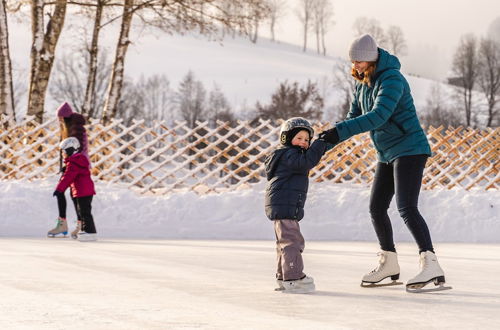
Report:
420,254,429,270
369,252,386,273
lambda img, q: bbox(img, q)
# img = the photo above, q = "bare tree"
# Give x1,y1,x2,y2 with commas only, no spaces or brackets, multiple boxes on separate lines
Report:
176,70,206,128
102,0,269,123
331,61,355,121
0,0,15,124
421,83,461,127
116,79,145,125
352,17,386,47
136,74,174,121
296,0,314,52
101,0,132,124
386,25,407,56
75,0,116,118
27,0,67,123
477,38,500,127
452,34,479,126
256,80,324,120
49,49,111,118
267,0,286,42
207,83,234,124
311,0,334,56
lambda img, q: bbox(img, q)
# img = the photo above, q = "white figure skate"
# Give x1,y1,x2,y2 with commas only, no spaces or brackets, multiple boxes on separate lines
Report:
281,276,315,294
361,251,403,287
77,232,97,242
406,251,452,293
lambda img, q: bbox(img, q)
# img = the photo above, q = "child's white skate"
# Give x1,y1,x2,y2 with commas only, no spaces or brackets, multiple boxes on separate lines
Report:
406,251,452,293
47,218,68,238
361,251,403,287
77,232,97,242
281,276,315,294
70,221,81,239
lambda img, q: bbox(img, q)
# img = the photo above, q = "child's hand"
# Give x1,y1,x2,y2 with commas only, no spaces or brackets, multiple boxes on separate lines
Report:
53,190,63,197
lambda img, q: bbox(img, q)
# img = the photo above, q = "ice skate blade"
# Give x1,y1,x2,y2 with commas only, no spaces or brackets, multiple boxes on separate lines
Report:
274,287,285,291
281,287,315,294
406,282,452,293
361,280,403,288
47,232,68,238
406,285,452,293
77,233,97,242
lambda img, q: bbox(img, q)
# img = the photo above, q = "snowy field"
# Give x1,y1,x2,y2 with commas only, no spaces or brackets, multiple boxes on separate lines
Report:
0,239,499,329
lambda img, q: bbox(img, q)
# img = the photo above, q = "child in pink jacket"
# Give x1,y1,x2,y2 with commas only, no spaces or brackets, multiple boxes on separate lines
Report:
48,137,97,241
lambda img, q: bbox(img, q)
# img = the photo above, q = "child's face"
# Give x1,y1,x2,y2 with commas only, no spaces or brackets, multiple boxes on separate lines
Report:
291,130,310,149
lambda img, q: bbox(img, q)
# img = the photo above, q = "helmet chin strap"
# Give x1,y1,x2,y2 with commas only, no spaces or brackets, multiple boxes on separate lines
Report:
64,147,76,157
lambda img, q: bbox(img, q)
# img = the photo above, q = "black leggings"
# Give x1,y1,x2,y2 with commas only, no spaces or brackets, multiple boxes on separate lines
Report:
56,194,79,219
369,154,434,254
56,193,97,234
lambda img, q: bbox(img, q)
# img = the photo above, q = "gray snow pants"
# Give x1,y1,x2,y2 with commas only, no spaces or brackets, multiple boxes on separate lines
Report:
274,220,305,281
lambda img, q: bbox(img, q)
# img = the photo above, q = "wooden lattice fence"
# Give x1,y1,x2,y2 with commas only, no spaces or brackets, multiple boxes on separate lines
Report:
1,116,498,193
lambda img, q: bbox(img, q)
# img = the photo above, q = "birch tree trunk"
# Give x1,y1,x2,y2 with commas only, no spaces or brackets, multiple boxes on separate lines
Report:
101,0,133,124
83,0,105,118
27,0,67,123
0,0,15,124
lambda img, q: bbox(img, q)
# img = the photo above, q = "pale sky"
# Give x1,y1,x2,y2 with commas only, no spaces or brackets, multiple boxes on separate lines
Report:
272,0,500,79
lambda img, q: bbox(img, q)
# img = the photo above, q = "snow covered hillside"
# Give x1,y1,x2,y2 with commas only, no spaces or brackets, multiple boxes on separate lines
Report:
10,21,454,119
123,32,451,116
1,179,498,242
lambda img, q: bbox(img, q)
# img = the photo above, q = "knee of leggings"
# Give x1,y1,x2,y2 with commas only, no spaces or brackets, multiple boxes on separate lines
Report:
398,206,420,221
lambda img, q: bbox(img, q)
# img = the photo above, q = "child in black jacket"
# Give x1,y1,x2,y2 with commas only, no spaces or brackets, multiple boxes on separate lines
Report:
265,117,329,293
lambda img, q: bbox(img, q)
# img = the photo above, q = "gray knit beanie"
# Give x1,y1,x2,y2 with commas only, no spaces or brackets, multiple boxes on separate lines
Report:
349,34,378,62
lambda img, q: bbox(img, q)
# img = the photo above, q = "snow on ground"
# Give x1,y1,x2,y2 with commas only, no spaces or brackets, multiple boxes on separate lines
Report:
0,179,498,243
1,181,499,328
0,239,499,329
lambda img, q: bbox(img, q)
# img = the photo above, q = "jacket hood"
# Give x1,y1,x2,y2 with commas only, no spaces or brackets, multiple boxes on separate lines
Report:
265,147,288,180
65,153,90,169
375,48,401,76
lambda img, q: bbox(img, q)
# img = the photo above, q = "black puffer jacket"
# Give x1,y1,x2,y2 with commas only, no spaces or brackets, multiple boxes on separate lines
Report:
265,140,327,221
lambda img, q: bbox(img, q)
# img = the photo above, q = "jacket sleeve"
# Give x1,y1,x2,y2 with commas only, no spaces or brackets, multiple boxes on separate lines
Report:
346,84,362,120
283,140,327,172
55,162,77,193
336,72,403,141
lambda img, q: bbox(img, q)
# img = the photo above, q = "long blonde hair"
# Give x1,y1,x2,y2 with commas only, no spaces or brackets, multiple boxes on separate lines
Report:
351,62,377,86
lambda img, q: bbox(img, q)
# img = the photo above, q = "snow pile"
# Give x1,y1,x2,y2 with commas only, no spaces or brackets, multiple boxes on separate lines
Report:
1,179,498,242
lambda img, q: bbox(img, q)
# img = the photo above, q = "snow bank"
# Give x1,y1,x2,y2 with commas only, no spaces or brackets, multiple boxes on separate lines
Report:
1,179,498,242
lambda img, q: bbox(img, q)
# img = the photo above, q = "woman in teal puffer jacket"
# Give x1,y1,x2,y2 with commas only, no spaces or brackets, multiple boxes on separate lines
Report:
320,34,450,293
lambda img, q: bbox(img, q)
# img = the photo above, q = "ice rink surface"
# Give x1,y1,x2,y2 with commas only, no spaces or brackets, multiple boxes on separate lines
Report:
0,239,499,329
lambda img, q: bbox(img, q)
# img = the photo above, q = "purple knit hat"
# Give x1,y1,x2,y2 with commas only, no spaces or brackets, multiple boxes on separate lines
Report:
57,102,74,118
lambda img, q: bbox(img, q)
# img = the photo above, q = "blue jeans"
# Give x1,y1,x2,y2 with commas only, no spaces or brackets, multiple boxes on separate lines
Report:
369,154,434,253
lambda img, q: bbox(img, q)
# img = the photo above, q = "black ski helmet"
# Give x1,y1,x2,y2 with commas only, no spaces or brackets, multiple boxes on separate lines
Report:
279,117,314,145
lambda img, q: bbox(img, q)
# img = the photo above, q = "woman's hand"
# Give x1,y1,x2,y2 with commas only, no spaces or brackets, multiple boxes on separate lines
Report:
318,128,339,145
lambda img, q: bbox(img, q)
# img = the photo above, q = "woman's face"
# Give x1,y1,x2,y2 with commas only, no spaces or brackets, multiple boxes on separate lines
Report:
291,130,310,149
352,61,370,74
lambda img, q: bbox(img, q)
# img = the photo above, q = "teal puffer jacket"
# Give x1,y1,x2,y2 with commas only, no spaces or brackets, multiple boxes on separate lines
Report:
336,48,431,163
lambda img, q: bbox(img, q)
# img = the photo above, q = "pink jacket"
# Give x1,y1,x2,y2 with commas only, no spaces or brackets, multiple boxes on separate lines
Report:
56,153,96,198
